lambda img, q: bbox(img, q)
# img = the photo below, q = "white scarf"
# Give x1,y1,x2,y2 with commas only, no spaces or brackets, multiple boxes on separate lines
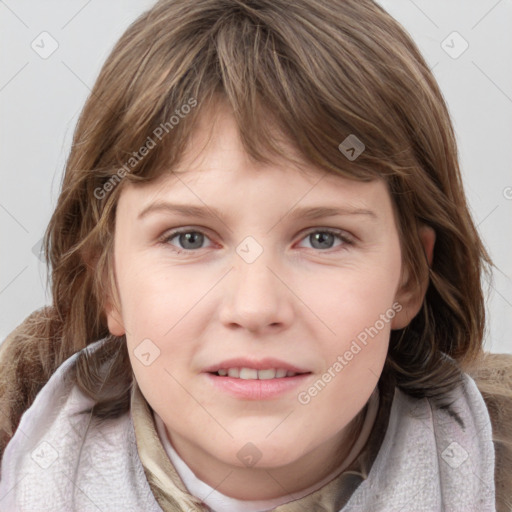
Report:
0,337,496,511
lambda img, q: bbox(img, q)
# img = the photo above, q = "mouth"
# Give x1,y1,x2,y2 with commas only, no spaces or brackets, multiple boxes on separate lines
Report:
208,368,311,380
204,363,312,400
202,357,310,377
202,358,312,399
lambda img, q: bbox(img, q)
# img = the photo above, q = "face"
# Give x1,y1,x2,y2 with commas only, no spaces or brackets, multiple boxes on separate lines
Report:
106,103,432,498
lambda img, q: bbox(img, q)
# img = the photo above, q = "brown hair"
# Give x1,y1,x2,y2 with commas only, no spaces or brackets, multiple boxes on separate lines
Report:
1,1,509,504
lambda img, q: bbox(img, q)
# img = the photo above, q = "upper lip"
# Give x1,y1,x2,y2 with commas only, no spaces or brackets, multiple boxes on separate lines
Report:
202,357,310,374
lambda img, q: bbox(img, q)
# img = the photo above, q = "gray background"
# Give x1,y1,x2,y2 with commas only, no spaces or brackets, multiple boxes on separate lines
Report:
1,0,511,353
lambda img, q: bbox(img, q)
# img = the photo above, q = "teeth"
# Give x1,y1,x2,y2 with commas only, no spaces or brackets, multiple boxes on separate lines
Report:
215,367,298,379
258,369,277,380
239,368,258,380
227,368,239,378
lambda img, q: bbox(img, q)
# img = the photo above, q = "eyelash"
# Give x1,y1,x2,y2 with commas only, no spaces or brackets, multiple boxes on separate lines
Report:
157,227,355,255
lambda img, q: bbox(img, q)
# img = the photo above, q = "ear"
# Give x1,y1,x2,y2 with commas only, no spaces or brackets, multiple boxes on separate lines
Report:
391,225,436,330
106,298,126,337
83,244,126,337
104,268,126,336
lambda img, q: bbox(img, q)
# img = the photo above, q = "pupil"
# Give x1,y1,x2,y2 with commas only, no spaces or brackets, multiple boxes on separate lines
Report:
180,232,203,249
312,232,333,249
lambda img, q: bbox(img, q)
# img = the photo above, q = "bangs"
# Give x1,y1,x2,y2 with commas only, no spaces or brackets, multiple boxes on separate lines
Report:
86,0,424,197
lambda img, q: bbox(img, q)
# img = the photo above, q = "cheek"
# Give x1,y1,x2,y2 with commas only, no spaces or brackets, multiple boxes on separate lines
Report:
297,268,397,433
312,262,400,340
304,246,401,386
117,256,192,335
119,259,203,378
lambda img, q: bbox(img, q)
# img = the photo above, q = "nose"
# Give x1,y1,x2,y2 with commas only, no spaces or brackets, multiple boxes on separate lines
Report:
218,249,295,335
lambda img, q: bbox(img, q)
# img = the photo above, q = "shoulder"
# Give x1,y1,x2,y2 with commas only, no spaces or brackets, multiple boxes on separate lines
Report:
0,337,160,511
0,340,93,509
467,352,512,512
0,308,54,458
468,352,512,446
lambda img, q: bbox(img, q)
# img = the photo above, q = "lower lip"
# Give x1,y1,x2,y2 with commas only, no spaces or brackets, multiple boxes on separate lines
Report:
204,373,311,400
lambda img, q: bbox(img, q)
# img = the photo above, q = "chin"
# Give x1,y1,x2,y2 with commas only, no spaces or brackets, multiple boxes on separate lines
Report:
215,436,308,469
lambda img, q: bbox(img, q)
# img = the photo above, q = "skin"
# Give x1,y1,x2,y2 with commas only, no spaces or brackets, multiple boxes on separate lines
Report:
105,102,435,500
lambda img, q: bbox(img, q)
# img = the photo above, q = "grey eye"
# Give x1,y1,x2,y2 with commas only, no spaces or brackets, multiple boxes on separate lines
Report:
308,231,336,250
176,231,205,250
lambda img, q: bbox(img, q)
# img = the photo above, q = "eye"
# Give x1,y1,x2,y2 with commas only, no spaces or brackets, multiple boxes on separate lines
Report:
297,229,354,251
159,229,212,253
159,227,354,255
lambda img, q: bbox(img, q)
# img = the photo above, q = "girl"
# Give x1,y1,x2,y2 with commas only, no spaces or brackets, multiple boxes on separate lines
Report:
1,0,511,510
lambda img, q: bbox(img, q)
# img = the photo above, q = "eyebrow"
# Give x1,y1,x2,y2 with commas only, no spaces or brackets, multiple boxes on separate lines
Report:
137,202,378,221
